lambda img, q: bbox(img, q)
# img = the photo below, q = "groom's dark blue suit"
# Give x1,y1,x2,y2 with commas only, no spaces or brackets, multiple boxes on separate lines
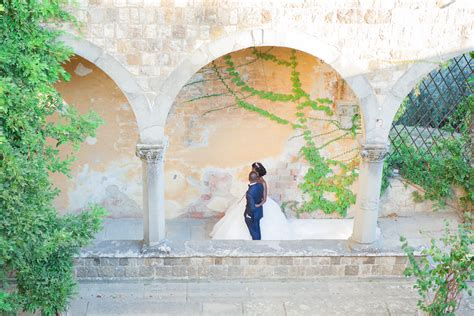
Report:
244,182,264,240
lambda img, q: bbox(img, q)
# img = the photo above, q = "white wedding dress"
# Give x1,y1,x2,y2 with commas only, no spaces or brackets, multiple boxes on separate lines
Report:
210,194,292,240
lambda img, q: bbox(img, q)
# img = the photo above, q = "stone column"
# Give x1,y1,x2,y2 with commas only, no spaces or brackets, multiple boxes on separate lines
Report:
351,142,390,244
136,142,167,247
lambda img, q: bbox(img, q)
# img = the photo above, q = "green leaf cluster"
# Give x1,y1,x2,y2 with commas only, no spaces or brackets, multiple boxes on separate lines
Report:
1,1,106,314
401,218,473,315
383,94,473,211
251,48,292,67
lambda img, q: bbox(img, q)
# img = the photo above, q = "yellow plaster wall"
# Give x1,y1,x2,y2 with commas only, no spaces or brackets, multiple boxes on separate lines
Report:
54,48,359,219
53,56,142,217
165,47,359,219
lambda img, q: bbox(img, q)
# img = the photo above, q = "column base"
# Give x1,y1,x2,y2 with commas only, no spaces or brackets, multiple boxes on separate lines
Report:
347,237,383,253
141,239,171,255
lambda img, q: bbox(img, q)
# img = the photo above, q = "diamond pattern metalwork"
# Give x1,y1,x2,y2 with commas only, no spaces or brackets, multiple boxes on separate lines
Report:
389,54,473,161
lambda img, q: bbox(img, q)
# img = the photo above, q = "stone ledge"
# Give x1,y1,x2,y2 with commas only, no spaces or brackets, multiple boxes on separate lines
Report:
78,239,413,258
74,240,420,280
74,255,412,280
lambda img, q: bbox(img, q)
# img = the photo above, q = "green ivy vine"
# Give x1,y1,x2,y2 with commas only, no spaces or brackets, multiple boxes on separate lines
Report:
186,48,361,216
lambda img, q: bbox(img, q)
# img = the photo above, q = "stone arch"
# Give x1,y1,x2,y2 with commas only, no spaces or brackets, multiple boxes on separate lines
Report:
154,28,378,141
382,47,474,137
58,33,152,142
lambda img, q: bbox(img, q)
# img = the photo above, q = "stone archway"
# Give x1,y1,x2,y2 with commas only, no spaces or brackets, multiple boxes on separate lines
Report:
138,28,386,247
58,33,153,143
154,28,377,139
164,46,362,224
383,48,474,135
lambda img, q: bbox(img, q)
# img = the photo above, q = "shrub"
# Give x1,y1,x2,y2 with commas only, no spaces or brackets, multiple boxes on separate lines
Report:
401,218,473,315
1,1,106,314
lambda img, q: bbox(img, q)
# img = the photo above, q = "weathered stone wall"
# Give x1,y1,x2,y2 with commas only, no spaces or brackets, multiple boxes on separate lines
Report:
57,48,362,219
53,56,142,217
166,47,358,219
66,0,473,91
74,239,413,279
75,255,409,279
54,53,457,219
61,0,474,144
54,0,473,220
380,176,463,217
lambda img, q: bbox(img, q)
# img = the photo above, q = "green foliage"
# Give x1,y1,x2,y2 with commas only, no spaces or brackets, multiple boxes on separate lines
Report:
393,96,408,123
0,1,106,314
0,292,19,313
401,219,473,315
443,93,473,135
385,138,473,209
383,94,473,210
380,157,394,196
190,48,361,216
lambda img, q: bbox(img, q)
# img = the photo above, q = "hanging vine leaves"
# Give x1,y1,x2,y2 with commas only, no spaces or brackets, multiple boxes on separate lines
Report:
186,48,361,216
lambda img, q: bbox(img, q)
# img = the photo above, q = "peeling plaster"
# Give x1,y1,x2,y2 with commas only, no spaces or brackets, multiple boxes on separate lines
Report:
74,62,93,76
53,56,141,218
163,47,361,219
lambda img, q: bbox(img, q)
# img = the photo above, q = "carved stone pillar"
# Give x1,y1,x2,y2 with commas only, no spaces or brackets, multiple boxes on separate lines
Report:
136,142,167,247
351,142,389,244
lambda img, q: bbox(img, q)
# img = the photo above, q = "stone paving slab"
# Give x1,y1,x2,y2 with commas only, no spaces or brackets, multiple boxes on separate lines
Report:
67,278,474,315
94,212,460,246
284,300,389,316
82,212,461,260
142,285,188,302
242,300,286,316
202,302,242,315
187,281,252,302
78,299,202,316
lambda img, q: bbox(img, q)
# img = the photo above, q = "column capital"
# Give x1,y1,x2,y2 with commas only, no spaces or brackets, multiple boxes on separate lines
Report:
359,142,390,162
136,142,167,163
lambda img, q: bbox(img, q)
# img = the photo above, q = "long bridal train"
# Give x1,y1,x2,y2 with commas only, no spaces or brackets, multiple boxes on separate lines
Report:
210,196,359,240
210,196,292,240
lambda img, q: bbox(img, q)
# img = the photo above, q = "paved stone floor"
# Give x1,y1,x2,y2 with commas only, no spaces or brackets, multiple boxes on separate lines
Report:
97,212,460,247
69,278,474,315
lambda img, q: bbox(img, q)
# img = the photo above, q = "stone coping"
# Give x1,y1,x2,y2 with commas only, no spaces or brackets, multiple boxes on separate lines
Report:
78,239,416,258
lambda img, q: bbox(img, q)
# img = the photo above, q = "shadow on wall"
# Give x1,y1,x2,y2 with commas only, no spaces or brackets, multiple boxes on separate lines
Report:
53,55,142,218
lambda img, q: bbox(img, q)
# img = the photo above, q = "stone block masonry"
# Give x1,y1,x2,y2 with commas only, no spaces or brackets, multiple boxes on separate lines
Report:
75,255,410,279
61,0,474,144
74,240,415,280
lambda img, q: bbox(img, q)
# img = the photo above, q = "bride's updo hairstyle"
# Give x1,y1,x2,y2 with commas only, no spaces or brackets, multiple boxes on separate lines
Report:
252,162,267,177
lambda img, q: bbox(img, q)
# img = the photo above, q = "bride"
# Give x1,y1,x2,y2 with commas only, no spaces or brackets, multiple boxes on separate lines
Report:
210,162,292,240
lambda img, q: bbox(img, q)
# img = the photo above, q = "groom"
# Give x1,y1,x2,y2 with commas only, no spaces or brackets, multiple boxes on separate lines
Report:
244,171,264,240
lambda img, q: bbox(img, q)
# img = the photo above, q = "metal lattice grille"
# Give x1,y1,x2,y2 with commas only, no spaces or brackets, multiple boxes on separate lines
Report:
389,54,473,161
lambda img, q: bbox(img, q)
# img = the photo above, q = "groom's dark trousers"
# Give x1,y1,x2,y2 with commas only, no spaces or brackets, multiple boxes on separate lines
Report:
244,182,264,240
